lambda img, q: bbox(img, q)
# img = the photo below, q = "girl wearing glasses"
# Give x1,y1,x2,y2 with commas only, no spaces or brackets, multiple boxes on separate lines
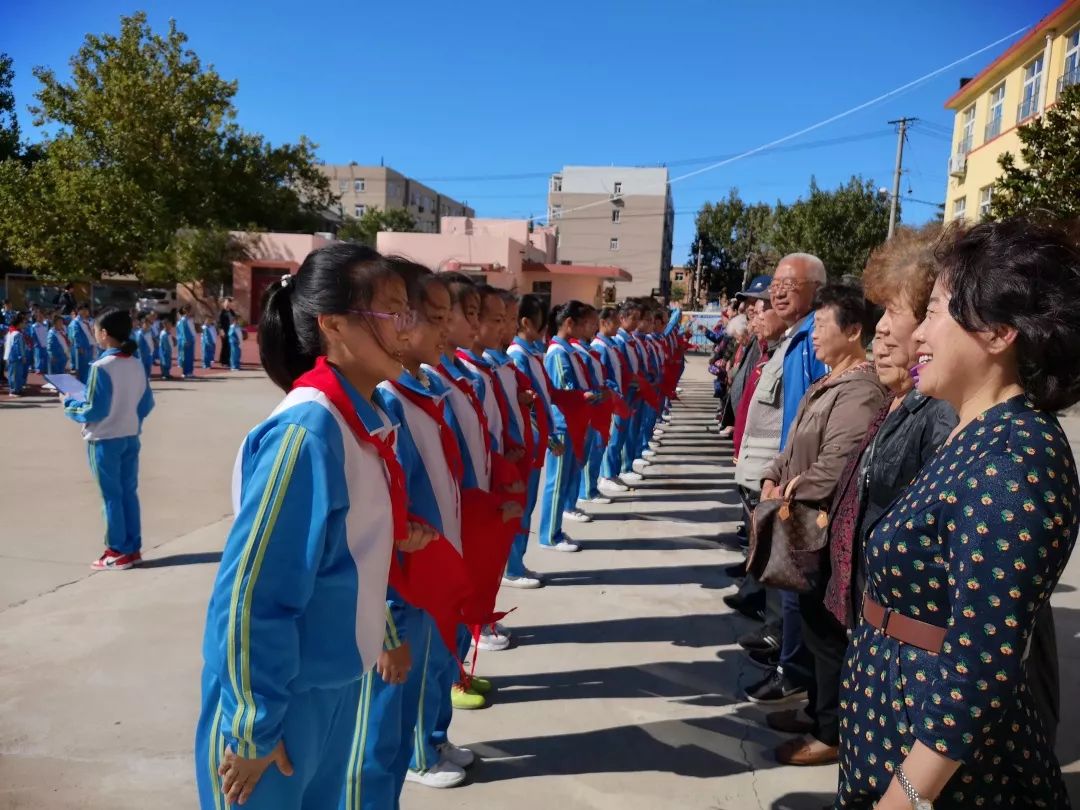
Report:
195,243,436,810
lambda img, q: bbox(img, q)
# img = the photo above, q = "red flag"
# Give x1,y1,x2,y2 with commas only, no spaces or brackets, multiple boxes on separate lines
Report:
611,391,631,420
460,488,517,627
550,388,591,462
634,372,661,410
386,534,471,656
588,396,616,444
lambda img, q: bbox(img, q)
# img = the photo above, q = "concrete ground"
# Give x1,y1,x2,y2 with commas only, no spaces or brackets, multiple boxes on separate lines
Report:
1,357,1078,810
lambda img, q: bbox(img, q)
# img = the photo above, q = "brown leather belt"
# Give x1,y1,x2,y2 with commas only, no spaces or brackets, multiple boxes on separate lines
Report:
862,595,946,654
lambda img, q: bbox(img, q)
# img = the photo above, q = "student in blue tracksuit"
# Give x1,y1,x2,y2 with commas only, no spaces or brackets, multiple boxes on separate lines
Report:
61,308,154,568
148,312,163,365
195,244,432,810
229,319,243,370
5,313,29,396
538,301,598,553
570,306,610,507
133,316,154,379
201,318,218,369
47,315,71,375
157,318,175,380
176,305,197,378
68,304,95,384
31,310,49,373
504,294,562,588
613,301,646,482
593,306,632,494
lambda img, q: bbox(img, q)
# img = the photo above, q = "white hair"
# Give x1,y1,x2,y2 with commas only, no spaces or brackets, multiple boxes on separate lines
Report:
727,314,749,338
779,253,827,285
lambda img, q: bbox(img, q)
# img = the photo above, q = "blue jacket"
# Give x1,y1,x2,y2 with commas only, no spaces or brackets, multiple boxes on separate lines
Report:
158,333,174,368
591,334,626,395
484,348,525,448
508,337,558,439
176,316,195,348
68,316,93,358
63,348,154,440
47,327,69,369
780,311,828,448
201,371,399,759
545,337,586,433
427,356,482,490
134,329,154,376
228,323,243,346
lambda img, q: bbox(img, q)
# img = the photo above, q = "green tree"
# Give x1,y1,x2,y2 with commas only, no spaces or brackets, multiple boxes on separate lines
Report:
0,13,334,281
990,84,1080,221
771,175,891,278
338,206,417,247
0,53,20,162
688,189,776,296
140,227,255,307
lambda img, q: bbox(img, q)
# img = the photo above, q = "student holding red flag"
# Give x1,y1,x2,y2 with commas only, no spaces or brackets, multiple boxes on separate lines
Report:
569,305,613,508
592,306,633,495
195,244,436,810
614,301,648,482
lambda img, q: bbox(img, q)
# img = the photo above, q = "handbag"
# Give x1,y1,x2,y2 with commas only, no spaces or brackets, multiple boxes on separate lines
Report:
746,479,830,593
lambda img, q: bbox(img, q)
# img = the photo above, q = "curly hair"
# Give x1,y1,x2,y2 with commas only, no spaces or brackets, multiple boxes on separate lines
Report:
862,223,941,321
935,219,1080,412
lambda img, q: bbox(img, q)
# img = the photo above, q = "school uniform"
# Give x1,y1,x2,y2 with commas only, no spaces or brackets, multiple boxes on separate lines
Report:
133,328,154,378
570,339,606,502
5,327,28,394
68,315,95,384
150,320,163,365
63,348,154,554
158,332,175,379
195,360,400,810
228,323,243,370
453,349,504,454
592,334,630,481
201,325,218,369
614,328,645,473
538,337,589,547
31,321,48,373
343,369,464,809
47,326,71,374
176,315,196,377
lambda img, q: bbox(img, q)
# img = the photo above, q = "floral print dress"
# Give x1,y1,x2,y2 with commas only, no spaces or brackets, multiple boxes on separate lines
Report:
836,397,1077,808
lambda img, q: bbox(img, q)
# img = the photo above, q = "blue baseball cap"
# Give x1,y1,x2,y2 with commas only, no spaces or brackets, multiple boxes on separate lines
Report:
736,275,772,301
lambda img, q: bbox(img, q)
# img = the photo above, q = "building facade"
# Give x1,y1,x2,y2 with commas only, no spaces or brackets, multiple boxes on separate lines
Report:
547,166,674,300
943,0,1080,222
320,164,475,233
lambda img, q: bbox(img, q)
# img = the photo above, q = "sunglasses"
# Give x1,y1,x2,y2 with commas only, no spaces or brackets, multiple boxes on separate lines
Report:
348,309,419,331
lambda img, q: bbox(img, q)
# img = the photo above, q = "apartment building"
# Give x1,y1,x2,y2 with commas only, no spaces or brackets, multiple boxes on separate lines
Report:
547,166,674,300
943,0,1080,222
320,164,475,233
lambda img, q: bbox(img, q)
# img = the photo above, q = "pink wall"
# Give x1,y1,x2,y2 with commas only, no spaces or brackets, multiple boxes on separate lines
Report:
521,272,602,307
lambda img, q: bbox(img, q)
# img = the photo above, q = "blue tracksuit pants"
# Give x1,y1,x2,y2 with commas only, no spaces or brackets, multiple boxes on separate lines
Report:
196,667,360,810
202,339,215,369
506,467,541,578
601,411,630,480
179,342,195,377
6,359,26,394
579,429,603,501
538,432,580,546
639,403,658,456
34,344,46,373
230,339,242,370
88,436,142,555
342,609,428,810
412,623,469,772
621,406,644,472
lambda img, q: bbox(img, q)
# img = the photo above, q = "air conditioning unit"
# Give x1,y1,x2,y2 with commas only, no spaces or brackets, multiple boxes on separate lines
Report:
948,154,967,178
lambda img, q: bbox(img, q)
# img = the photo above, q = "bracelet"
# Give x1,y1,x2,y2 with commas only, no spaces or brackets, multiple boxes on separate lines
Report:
896,766,933,809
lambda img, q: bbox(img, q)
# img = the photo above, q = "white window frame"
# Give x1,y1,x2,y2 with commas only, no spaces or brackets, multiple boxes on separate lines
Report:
609,237,619,251
1064,28,1080,85
612,209,621,224
986,84,1005,140
550,175,562,193
978,186,993,219
1020,55,1044,120
953,196,967,222
959,106,976,154
551,204,562,221
354,204,366,217
613,181,622,195
354,179,366,193
338,180,348,194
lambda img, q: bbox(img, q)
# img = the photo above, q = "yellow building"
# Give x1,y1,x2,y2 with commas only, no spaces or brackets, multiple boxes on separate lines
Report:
944,0,1080,222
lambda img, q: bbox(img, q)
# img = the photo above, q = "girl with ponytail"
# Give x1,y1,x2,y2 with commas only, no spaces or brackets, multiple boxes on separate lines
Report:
60,307,155,570
195,243,437,810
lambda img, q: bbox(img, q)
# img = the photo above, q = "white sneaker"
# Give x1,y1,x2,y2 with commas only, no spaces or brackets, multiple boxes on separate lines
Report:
523,567,544,582
437,741,476,769
648,440,661,449
632,459,651,473
563,510,593,523
541,540,581,553
718,426,734,438
642,449,657,459
675,387,683,394
653,427,666,436
587,495,613,505
502,574,542,589
619,471,644,484
598,477,629,494
474,626,510,651
406,761,467,789
493,622,512,638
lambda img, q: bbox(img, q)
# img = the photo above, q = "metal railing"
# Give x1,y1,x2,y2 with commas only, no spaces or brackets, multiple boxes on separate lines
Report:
1018,95,1040,122
984,114,1003,141
1059,68,1080,93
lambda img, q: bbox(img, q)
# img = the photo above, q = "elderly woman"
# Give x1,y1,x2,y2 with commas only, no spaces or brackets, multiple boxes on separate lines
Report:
835,220,1080,809
752,285,888,766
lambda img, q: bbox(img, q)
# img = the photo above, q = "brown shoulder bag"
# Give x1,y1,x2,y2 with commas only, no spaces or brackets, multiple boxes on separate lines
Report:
746,479,829,593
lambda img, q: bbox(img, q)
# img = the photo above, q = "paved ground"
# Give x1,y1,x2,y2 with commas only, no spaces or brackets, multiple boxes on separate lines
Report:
1,357,1078,809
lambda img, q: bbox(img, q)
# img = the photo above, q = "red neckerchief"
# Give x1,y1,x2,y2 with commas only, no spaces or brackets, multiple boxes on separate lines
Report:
455,349,516,451
292,358,407,542
389,379,465,484
439,361,492,460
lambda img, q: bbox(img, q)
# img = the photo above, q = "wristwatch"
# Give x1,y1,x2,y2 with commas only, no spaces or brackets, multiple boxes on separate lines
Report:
896,765,933,809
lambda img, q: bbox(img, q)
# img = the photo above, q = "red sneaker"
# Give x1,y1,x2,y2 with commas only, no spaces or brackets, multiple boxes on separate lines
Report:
91,550,138,571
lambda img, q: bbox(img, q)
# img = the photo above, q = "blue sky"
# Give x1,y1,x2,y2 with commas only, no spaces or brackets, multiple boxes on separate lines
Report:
1,0,1062,265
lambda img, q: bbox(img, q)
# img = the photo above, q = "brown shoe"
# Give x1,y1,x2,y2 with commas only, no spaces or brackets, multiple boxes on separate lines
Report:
774,736,839,766
766,708,814,735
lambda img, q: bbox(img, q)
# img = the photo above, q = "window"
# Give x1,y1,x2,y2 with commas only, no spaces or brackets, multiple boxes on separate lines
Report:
613,181,622,195
410,191,419,207
958,106,975,154
550,175,562,193
1063,28,1080,91
985,84,1005,140
1020,55,1044,120
674,271,685,282
354,204,366,217
354,179,366,193
550,204,562,220
609,237,619,251
978,186,993,219
953,196,967,222
338,180,348,194
611,209,621,224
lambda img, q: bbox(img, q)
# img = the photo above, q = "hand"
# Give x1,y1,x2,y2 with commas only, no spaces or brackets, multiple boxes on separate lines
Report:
503,480,526,495
584,391,599,402
58,391,67,404
219,740,293,806
376,642,411,684
518,389,535,406
760,480,779,501
506,447,525,463
548,438,565,457
398,520,436,553
501,501,524,522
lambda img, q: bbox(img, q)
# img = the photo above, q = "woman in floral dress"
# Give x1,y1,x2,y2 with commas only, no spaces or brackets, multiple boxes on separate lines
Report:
836,220,1080,809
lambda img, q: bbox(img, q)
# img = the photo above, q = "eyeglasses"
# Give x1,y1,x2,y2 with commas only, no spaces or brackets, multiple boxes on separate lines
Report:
768,279,818,295
348,309,419,331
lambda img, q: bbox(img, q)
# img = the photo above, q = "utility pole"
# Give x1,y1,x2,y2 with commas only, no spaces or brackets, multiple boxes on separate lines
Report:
693,241,703,309
887,117,916,238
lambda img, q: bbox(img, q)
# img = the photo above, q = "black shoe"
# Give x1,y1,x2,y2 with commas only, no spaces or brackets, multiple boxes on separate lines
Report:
724,560,747,579
737,627,781,653
744,668,808,705
747,647,780,669
724,592,766,621
736,523,747,539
